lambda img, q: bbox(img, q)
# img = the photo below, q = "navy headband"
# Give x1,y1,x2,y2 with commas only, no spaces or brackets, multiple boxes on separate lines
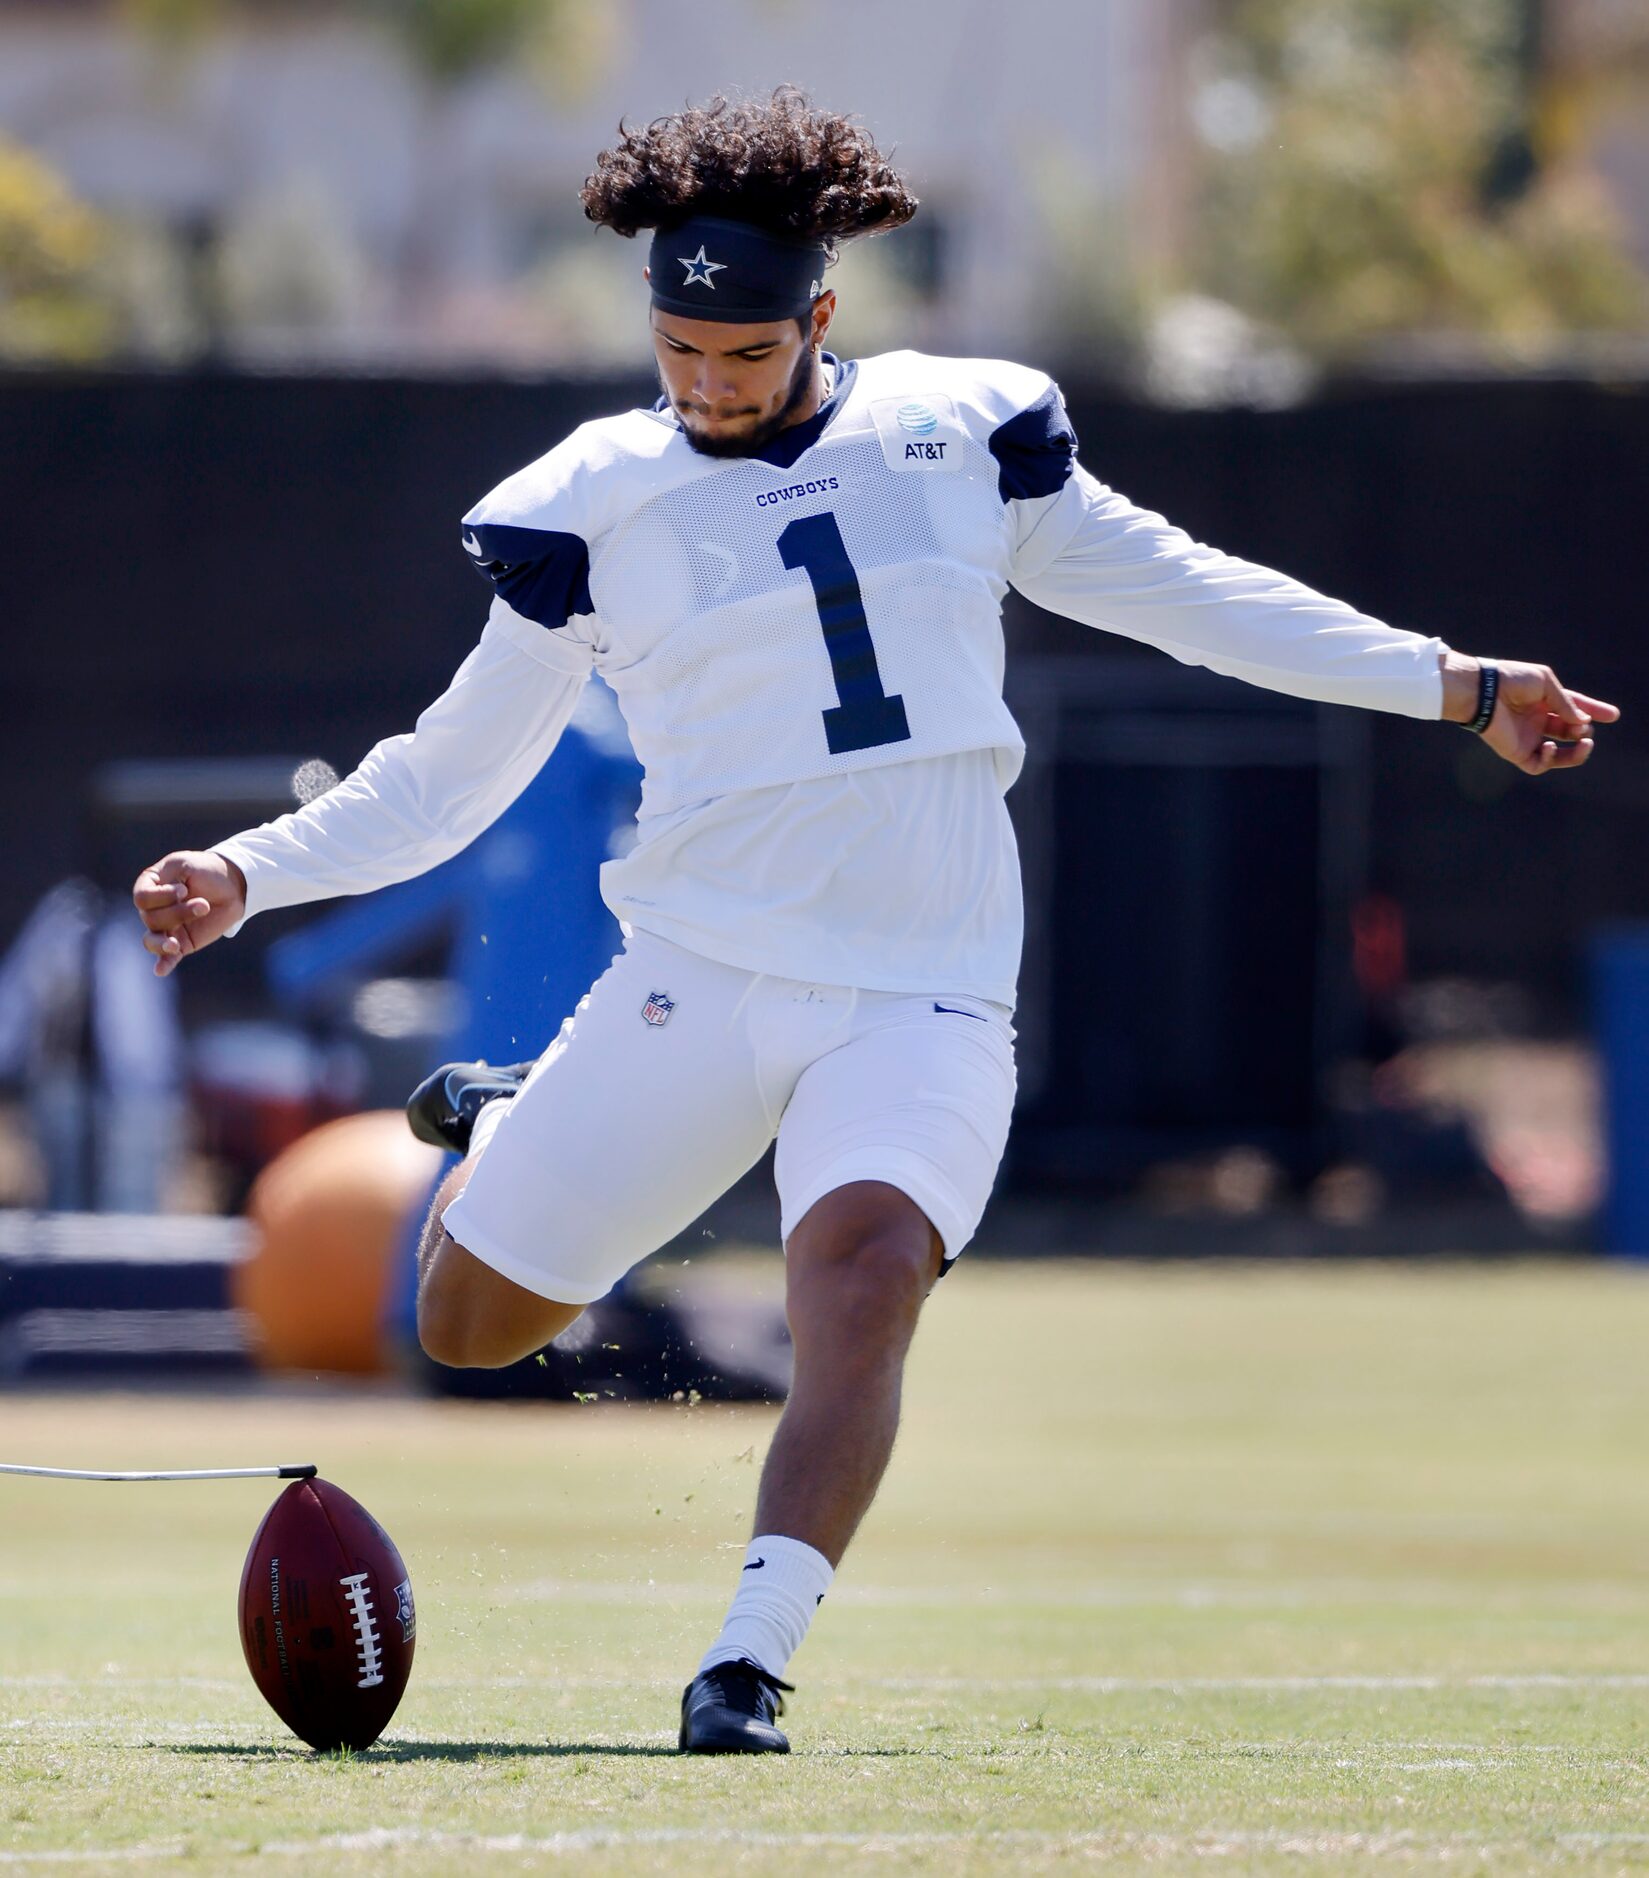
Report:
648,216,828,323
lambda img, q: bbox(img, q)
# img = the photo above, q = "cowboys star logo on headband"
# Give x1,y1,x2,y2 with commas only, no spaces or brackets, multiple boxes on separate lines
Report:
678,245,726,290
650,216,825,322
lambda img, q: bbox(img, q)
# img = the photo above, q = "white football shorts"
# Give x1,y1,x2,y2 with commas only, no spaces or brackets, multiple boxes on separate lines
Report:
439,926,1017,1306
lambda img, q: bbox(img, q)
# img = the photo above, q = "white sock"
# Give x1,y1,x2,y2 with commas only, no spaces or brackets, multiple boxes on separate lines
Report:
467,1096,511,1160
698,1535,834,1680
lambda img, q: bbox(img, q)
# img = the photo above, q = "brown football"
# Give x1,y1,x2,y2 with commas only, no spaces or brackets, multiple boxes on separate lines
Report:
238,1477,416,1751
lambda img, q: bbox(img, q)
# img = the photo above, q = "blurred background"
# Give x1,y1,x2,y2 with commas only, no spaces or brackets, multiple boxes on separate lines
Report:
3,0,1648,1399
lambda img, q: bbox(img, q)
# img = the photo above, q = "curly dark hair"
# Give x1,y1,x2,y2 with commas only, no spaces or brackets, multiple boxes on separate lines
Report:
580,86,918,259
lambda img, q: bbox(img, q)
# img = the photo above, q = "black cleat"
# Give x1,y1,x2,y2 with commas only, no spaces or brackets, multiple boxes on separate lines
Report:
405,1058,536,1155
678,1659,793,1754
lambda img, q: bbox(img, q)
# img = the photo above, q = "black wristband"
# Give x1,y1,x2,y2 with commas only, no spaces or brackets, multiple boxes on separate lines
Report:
1465,659,1499,734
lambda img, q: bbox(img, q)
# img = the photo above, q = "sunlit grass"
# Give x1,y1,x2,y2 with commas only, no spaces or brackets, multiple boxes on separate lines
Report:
3,1258,1648,1874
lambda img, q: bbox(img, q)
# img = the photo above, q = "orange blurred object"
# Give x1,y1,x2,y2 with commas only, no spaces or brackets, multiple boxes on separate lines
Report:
234,1111,443,1374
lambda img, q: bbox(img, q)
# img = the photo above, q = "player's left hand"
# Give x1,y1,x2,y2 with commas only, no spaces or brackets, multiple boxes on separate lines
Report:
1474,661,1620,776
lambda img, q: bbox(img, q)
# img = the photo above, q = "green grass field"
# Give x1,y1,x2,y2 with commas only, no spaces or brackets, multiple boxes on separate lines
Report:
3,1258,1649,1875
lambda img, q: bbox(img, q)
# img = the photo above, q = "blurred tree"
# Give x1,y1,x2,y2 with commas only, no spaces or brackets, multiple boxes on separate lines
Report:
117,0,224,45
118,0,613,93
1187,0,1648,364
0,138,118,363
365,0,614,97
368,0,544,78
101,0,617,365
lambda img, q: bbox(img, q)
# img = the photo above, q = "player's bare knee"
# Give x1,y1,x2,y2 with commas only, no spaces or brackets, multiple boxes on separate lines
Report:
416,1235,500,1368
415,1271,474,1368
418,1233,585,1369
847,1231,933,1321
790,1226,933,1354
417,1301,521,1371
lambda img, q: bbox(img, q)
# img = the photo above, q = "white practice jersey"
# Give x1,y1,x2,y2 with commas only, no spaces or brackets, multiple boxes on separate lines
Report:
463,351,1062,810
219,350,1446,1009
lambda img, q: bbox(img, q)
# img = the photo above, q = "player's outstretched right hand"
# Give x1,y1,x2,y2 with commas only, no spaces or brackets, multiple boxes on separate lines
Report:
132,850,247,978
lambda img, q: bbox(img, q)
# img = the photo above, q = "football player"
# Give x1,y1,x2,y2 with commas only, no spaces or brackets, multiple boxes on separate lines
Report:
134,87,1616,1754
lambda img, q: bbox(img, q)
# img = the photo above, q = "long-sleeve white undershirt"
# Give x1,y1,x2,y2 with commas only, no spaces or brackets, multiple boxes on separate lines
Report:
216,608,588,924
216,461,1445,1003
1009,464,1444,719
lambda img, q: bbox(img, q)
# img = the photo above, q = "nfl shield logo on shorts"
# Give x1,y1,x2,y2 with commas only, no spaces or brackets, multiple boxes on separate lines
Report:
641,990,675,1027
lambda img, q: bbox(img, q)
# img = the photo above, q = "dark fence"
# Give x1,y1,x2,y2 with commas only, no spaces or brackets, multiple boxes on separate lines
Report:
1010,378,1649,1016
4,367,1645,1026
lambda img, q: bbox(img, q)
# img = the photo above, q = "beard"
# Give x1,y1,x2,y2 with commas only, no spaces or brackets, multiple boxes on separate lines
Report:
673,347,819,459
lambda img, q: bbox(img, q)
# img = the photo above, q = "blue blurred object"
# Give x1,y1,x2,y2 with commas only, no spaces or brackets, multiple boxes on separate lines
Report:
265,683,639,1062
261,685,640,1352
1591,925,1649,1259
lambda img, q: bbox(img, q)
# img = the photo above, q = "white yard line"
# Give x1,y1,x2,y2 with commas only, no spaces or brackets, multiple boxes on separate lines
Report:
1,1677,243,1690
10,1575,1649,1611
489,1575,1649,1609
862,1673,1649,1692
7,1826,1649,1865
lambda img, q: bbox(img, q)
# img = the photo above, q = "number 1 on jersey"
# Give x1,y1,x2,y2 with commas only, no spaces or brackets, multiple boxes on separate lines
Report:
777,511,911,756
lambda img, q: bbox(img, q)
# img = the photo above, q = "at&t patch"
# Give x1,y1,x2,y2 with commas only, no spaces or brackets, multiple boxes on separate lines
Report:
869,394,966,472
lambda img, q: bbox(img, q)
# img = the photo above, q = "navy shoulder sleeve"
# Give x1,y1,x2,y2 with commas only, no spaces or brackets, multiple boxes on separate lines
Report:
988,383,1078,502
461,520,593,633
